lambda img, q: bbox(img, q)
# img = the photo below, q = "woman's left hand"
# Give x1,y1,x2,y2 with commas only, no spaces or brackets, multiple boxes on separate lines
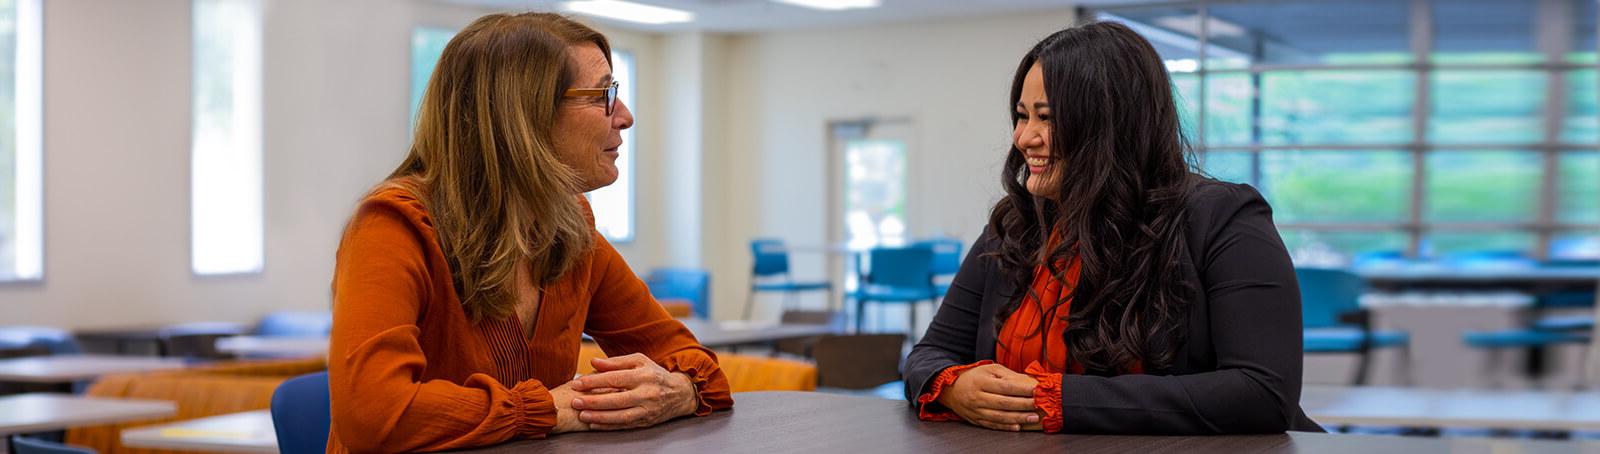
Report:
568,353,697,430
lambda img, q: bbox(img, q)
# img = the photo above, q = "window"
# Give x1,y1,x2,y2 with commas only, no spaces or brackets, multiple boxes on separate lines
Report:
191,0,263,275
0,0,41,282
587,50,635,242
410,32,636,242
1097,0,1600,264
410,27,455,123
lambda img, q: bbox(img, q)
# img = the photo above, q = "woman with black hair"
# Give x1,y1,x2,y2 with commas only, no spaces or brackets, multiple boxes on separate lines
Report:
904,21,1322,435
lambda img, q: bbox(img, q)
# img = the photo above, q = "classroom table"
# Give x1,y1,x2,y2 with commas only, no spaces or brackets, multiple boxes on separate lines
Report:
1302,384,1600,431
120,409,276,453
214,336,328,359
0,354,187,384
678,319,840,349
0,393,175,454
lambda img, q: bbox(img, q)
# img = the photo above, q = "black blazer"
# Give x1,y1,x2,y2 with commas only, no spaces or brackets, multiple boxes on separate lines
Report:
904,179,1323,434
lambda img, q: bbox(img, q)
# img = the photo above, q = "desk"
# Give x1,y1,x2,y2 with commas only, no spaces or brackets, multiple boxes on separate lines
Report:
0,355,187,384
0,393,174,454
1357,266,1600,291
1302,385,1600,431
679,320,839,349
120,410,276,453
454,391,1597,453
214,336,327,359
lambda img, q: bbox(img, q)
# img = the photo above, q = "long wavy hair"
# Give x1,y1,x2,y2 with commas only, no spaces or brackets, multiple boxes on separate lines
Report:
987,21,1198,373
384,13,608,321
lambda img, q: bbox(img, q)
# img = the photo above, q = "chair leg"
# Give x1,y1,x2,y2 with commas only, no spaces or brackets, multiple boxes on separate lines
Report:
908,301,919,343
1352,348,1371,386
744,288,757,320
854,298,865,334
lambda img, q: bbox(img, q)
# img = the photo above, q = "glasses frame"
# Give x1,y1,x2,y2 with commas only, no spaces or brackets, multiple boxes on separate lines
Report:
563,80,619,116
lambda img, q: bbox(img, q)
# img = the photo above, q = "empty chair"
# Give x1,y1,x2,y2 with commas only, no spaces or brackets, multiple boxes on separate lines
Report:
645,268,712,319
158,321,247,361
1443,250,1537,270
1297,267,1410,385
256,311,333,337
849,245,938,337
11,436,96,454
745,239,832,319
0,326,81,355
271,371,331,454
915,237,963,296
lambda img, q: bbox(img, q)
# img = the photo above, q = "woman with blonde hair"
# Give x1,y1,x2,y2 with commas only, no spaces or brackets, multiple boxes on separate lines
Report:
327,13,731,453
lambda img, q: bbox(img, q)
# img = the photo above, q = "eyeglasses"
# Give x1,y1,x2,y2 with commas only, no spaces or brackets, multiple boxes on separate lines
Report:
563,80,620,116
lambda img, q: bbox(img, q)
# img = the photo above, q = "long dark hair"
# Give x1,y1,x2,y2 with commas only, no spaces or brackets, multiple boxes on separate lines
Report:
987,21,1197,373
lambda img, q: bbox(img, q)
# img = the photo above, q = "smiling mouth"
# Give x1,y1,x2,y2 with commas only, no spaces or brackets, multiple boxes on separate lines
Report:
1025,156,1049,167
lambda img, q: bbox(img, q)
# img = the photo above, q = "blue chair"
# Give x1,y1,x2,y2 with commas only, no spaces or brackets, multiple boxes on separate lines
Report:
271,371,331,454
0,326,82,354
849,245,938,336
744,239,833,319
11,436,95,454
1443,250,1538,270
915,237,963,296
1297,267,1410,385
645,268,711,319
256,311,332,337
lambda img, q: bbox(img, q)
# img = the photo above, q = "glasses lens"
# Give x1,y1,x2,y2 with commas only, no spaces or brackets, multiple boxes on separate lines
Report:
606,82,619,116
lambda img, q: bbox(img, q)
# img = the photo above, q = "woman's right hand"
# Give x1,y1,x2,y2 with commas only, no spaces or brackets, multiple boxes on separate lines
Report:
936,363,1042,432
549,381,589,434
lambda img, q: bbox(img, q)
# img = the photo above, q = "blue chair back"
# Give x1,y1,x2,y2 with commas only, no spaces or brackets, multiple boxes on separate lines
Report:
864,246,935,288
1296,267,1364,329
916,238,963,276
750,239,793,277
11,437,95,454
0,326,81,354
646,268,711,319
1443,250,1537,270
256,311,333,337
271,371,331,454
1351,250,1407,269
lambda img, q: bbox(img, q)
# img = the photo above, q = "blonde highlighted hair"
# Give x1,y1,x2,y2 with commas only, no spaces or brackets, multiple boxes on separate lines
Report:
387,13,610,321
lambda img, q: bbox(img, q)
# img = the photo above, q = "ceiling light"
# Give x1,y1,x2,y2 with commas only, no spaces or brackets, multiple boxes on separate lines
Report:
562,0,693,25
773,0,881,11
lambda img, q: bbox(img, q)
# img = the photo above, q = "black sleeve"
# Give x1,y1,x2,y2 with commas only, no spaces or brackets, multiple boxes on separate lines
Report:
903,227,995,405
1057,184,1305,434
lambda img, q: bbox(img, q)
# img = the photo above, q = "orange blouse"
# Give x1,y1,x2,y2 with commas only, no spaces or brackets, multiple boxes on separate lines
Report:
916,258,1141,433
327,184,732,453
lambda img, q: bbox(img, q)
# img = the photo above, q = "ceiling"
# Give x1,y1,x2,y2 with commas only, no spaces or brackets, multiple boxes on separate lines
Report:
438,0,1164,32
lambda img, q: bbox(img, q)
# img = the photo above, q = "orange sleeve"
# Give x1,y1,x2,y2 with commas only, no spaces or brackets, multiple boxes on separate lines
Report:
915,361,992,421
328,197,556,453
581,233,733,415
1023,362,1063,433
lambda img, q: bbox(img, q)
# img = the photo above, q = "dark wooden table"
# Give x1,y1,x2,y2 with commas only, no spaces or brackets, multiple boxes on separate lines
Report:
452,391,1597,453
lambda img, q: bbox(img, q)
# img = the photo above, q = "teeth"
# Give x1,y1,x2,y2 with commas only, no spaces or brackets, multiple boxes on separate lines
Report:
1026,157,1049,167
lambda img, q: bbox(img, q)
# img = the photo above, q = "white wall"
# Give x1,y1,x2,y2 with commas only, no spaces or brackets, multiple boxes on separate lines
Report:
1,1,1079,329
0,0,499,329
708,10,1080,321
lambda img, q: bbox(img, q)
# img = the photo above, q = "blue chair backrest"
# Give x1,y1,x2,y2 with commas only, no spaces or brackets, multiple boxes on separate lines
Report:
916,238,963,276
645,268,711,319
1295,267,1364,329
256,311,333,337
0,326,82,354
271,371,331,454
1443,250,1537,270
750,239,792,277
865,246,935,288
11,437,95,454
1351,250,1407,269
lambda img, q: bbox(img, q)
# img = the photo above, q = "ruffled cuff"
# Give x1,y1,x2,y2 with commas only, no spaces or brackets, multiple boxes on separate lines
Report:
509,379,558,439
659,350,734,416
1023,361,1063,433
915,361,992,421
